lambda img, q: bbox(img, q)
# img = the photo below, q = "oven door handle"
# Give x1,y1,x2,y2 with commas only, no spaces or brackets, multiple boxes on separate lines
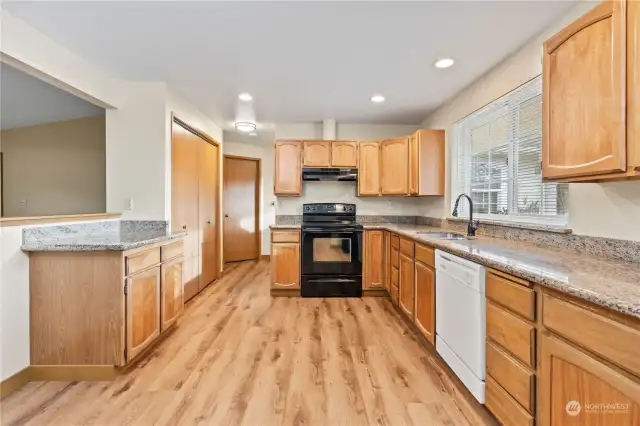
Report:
302,228,363,233
307,278,360,283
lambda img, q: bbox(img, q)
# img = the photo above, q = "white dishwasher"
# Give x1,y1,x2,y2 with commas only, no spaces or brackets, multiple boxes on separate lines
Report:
435,249,486,403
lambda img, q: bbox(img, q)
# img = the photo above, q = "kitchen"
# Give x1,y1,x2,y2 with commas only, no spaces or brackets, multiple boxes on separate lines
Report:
1,1,640,426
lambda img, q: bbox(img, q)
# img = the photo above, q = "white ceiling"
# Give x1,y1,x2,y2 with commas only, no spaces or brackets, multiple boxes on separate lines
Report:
4,1,577,127
1,63,104,130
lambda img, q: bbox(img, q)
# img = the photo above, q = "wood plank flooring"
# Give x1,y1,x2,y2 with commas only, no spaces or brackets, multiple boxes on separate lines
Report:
0,260,495,426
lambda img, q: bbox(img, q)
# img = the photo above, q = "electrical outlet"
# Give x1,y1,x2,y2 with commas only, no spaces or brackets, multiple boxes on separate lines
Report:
124,198,134,211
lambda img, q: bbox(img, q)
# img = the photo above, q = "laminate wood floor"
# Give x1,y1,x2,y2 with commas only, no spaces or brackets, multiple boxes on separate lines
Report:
1,260,495,426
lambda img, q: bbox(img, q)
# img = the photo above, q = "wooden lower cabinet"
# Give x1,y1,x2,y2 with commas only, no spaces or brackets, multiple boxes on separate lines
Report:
414,260,435,344
126,266,161,361
540,333,640,426
398,253,414,319
364,230,384,289
271,242,300,289
161,257,184,332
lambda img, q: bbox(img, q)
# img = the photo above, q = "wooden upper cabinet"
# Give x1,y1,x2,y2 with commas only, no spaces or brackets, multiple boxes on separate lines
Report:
414,261,435,345
303,140,331,167
331,141,358,167
364,230,384,289
274,141,302,196
410,130,445,196
543,1,627,180
271,242,300,289
380,137,409,195
629,0,640,171
358,141,380,196
126,266,161,361
540,333,640,426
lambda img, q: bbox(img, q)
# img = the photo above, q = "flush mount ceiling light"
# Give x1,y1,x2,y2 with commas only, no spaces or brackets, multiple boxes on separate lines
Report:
235,122,257,133
371,94,385,103
434,58,455,69
238,92,253,101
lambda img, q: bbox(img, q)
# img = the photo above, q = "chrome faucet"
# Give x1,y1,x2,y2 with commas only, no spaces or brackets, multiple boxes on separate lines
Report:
452,193,479,237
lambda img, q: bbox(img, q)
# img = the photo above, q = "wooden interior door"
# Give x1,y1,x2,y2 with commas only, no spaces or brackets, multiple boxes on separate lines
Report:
331,141,358,167
161,257,183,332
358,141,380,196
126,266,161,361
199,140,219,291
274,141,302,195
223,156,259,262
271,243,300,289
629,0,640,170
398,253,414,318
303,141,331,167
543,1,627,179
540,333,640,426
414,261,435,344
171,121,200,299
364,230,384,289
380,137,409,194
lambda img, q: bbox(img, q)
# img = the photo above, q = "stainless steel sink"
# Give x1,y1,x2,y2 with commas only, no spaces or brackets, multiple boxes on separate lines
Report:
415,232,467,240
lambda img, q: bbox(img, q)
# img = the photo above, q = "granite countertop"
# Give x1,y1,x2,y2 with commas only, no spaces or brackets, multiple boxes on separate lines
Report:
21,231,185,252
270,223,640,318
270,224,301,229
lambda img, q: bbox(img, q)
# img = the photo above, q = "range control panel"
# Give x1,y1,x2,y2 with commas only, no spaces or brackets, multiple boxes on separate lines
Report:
303,203,356,214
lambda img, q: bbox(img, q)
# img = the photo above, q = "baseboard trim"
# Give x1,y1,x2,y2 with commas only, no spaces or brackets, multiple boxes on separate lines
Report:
30,365,116,382
270,288,301,297
0,367,32,399
260,255,271,261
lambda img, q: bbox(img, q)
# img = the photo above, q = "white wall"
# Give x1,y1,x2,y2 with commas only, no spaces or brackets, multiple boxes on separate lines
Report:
337,123,419,141
419,1,640,242
223,141,275,255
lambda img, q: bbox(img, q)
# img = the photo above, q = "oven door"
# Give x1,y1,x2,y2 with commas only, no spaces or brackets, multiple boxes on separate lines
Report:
301,229,362,276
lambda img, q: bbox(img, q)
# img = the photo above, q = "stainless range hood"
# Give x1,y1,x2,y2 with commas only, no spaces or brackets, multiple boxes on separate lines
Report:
302,168,358,181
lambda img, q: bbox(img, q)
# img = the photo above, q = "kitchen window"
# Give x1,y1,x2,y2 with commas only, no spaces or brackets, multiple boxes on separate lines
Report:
452,75,568,226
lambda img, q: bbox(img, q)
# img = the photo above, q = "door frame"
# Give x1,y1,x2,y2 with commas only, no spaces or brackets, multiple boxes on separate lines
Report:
222,154,262,263
171,114,222,283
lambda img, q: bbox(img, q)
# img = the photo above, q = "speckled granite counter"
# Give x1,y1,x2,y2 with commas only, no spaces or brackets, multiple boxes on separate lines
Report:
21,220,185,252
270,223,640,319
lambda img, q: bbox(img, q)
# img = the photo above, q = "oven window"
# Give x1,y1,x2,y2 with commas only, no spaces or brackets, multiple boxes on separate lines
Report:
313,238,351,262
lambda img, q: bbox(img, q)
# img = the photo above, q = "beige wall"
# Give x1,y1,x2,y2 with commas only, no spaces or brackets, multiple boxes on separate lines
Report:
419,1,640,242
1,116,106,217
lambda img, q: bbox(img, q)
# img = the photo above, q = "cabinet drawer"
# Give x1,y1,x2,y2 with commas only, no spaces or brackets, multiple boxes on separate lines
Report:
415,243,435,268
126,248,161,276
399,238,414,256
391,248,399,268
161,240,184,261
485,376,534,426
542,294,640,376
271,230,300,243
486,340,535,413
487,301,535,367
486,272,535,321
391,235,400,250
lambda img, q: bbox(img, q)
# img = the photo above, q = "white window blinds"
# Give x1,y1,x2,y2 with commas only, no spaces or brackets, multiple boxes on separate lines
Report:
453,75,568,225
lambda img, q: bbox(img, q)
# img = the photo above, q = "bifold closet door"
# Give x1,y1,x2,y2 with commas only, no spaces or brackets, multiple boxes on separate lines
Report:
199,140,219,290
171,122,200,300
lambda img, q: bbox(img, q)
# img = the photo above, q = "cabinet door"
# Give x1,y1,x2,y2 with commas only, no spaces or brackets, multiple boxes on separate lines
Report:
380,137,409,195
629,0,640,171
364,230,384,289
271,243,300,289
384,231,391,292
126,266,161,361
358,141,380,196
540,333,640,426
414,261,435,344
199,140,219,290
303,141,331,167
331,141,358,167
274,141,302,195
398,253,414,319
543,2,627,180
161,257,183,332
409,132,419,195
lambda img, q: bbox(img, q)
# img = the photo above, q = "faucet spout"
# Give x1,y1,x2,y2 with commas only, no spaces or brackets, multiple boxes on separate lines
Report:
452,193,479,237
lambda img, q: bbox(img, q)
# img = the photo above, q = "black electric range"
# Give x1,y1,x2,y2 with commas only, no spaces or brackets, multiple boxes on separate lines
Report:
301,203,363,297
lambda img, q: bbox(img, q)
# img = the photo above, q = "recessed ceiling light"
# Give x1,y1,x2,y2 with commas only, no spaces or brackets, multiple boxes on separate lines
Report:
249,132,258,136
238,93,253,101
434,58,455,69
235,122,257,133
371,94,385,103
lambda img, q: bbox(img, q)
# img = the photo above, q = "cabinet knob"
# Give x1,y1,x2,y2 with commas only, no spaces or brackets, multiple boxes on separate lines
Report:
182,225,187,230
224,214,229,218
207,220,212,224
